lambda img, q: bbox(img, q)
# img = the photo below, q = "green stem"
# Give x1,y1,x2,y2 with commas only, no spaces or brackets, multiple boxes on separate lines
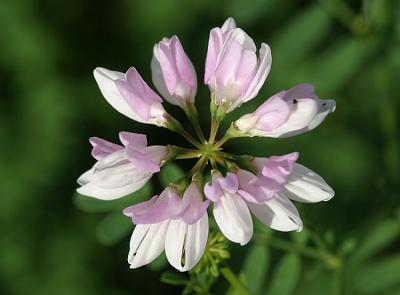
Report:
184,103,207,143
220,267,251,295
332,265,343,295
175,152,202,160
179,128,202,148
209,119,220,144
255,234,331,261
165,114,202,148
215,135,229,148
187,156,207,177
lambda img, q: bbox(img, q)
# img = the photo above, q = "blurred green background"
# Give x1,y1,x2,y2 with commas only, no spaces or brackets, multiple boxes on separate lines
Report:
1,0,399,294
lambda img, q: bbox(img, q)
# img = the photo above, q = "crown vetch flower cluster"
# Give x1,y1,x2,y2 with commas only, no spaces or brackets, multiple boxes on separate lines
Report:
77,17,336,272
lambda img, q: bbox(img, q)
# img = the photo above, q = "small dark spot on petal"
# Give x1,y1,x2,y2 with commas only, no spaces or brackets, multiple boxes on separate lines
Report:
293,99,298,104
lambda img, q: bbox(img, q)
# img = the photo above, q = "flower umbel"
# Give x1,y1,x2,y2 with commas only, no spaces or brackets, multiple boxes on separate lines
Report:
77,17,336,273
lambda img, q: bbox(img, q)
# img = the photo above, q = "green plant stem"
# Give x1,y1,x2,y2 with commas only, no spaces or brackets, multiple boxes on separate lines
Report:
215,136,228,148
187,156,207,177
256,234,332,261
220,267,251,295
332,265,343,295
175,152,202,160
209,118,220,144
166,114,202,148
178,128,202,148
185,104,207,143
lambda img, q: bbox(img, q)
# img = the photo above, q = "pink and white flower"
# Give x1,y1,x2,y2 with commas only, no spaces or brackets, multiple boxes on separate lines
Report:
77,132,167,200
93,67,168,126
234,84,336,138
205,18,272,112
123,182,209,271
151,36,197,109
79,17,337,274
204,153,335,241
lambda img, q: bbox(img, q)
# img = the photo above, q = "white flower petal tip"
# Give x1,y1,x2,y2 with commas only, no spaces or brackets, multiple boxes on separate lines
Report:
165,214,209,272
205,173,253,245
128,221,169,269
77,135,167,200
93,67,167,126
284,164,335,203
213,193,253,246
248,195,303,232
221,17,237,32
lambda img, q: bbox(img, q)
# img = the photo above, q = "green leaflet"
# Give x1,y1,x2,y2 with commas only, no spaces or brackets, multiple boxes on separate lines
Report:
96,212,133,246
267,254,302,295
240,244,270,295
354,254,400,294
160,272,188,286
350,217,400,265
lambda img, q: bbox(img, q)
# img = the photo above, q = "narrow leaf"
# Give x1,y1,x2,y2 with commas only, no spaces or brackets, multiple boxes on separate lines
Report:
96,212,132,246
240,244,270,295
354,254,400,294
350,218,400,265
267,253,302,295
160,272,188,286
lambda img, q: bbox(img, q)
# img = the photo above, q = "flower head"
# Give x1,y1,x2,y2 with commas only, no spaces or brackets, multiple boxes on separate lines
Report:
78,17,336,273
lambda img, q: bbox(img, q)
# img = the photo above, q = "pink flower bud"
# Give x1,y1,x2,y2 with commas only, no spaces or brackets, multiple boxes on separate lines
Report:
94,67,167,126
151,36,197,108
235,84,336,137
205,18,272,112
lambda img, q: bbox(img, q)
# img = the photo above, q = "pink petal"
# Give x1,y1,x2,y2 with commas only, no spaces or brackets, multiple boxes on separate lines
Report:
119,132,147,149
126,146,160,173
204,28,224,83
217,172,239,194
123,195,169,224
89,137,123,160
125,67,162,103
115,79,152,121
171,36,196,90
253,94,290,131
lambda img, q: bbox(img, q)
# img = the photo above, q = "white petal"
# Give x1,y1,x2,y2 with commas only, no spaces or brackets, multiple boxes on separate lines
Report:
165,214,208,272
128,221,169,269
240,43,272,103
221,17,236,33
248,194,303,232
213,193,253,245
77,150,152,200
184,214,209,270
260,98,335,138
93,67,144,123
283,163,334,203
77,174,151,200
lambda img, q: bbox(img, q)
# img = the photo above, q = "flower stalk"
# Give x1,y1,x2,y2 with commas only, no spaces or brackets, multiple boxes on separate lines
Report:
220,267,251,295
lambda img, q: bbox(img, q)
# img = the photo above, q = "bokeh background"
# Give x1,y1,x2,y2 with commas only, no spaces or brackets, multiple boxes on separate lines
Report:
1,0,399,294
